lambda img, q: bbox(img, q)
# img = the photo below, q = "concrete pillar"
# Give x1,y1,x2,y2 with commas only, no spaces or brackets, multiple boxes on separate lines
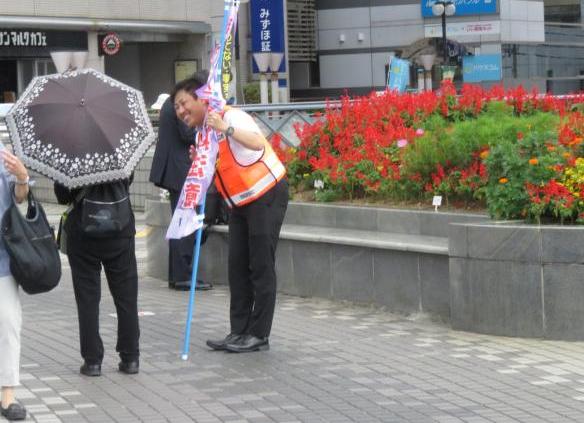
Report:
417,68,425,92
237,2,250,86
270,72,279,103
86,32,104,73
259,73,269,104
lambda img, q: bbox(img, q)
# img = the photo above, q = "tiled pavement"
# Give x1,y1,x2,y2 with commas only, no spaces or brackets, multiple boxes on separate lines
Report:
11,204,584,422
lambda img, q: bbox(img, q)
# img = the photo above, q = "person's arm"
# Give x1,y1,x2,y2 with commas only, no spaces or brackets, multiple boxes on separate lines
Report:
2,151,29,203
207,111,265,151
54,182,73,205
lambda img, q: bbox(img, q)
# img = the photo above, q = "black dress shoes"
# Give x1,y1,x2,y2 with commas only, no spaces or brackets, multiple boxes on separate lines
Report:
80,362,101,377
225,335,269,353
174,280,214,291
195,280,213,291
206,333,243,351
0,403,26,421
118,360,139,375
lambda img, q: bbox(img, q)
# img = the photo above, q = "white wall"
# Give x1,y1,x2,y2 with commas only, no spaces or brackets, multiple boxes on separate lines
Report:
0,0,211,22
319,53,373,89
500,0,545,42
318,5,424,51
318,4,425,89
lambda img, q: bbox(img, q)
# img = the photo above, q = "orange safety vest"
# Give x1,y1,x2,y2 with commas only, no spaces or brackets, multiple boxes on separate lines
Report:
214,135,286,208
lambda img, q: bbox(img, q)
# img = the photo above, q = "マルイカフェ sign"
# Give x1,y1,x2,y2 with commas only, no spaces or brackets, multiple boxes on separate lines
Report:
0,29,87,57
421,0,497,17
0,30,47,47
250,0,286,73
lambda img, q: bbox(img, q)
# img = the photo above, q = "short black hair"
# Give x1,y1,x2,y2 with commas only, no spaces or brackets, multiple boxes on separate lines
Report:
170,70,209,103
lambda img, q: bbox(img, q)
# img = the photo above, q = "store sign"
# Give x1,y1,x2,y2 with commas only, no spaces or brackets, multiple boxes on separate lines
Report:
425,20,500,37
0,29,87,57
101,32,121,56
250,0,286,72
421,0,497,17
0,31,47,47
462,54,502,82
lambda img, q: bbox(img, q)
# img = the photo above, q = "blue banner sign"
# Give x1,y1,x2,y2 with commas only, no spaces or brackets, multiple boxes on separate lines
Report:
387,57,410,92
462,54,502,82
421,0,497,17
251,0,286,73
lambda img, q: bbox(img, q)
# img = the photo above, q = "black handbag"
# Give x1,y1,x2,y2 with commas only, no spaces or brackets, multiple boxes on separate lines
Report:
1,188,61,294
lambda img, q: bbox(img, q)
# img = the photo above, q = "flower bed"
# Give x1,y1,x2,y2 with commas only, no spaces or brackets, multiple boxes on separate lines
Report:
273,83,584,224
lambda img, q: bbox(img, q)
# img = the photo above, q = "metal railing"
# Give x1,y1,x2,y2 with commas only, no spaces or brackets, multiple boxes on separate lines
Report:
0,101,329,209
239,101,329,147
0,101,329,149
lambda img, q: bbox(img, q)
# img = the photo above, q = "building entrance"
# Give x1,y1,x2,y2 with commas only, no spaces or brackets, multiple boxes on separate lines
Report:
0,60,17,102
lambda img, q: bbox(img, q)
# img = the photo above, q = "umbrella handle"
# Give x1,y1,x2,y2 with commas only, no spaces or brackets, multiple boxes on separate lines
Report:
181,197,206,361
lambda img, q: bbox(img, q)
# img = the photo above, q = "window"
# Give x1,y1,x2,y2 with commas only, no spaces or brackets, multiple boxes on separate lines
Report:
17,59,57,96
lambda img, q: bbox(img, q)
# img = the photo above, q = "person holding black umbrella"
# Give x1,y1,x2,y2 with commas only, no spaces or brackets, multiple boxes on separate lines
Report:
54,178,140,377
6,69,156,377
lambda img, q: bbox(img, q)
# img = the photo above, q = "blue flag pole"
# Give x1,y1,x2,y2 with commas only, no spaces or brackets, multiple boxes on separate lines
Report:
181,0,235,361
181,198,206,360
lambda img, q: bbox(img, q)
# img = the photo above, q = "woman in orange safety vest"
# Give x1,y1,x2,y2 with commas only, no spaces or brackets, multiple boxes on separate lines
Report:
172,76,288,353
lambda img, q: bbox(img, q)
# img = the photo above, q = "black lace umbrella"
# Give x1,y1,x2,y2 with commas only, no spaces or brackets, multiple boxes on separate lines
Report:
5,68,155,188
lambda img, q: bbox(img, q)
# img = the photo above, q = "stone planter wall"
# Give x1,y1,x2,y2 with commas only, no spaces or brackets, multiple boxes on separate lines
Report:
146,200,487,323
450,222,584,340
144,199,171,281
146,199,584,340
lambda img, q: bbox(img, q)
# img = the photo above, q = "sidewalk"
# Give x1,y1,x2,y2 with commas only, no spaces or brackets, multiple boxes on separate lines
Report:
13,208,584,422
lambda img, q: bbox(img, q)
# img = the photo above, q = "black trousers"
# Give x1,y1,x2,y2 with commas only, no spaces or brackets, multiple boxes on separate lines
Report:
67,234,140,365
169,189,195,282
228,179,288,338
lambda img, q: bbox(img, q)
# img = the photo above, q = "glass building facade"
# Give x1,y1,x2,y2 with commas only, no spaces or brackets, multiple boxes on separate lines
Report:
501,0,584,94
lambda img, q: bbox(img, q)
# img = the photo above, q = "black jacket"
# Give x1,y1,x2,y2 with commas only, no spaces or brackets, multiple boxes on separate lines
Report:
149,98,196,192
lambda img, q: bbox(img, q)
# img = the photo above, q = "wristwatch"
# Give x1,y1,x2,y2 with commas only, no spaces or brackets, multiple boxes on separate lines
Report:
15,176,29,185
224,126,235,137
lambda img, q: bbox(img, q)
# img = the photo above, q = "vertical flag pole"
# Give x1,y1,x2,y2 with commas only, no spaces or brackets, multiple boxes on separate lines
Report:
181,198,206,361
181,0,236,361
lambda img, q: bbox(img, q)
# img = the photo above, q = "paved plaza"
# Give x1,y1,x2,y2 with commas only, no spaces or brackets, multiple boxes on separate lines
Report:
10,206,584,422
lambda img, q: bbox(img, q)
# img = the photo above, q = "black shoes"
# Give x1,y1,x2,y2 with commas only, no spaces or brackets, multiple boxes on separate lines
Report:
0,403,26,421
173,280,214,291
80,362,101,377
118,360,139,375
79,361,138,376
206,333,243,351
207,334,270,353
195,280,213,291
225,335,269,353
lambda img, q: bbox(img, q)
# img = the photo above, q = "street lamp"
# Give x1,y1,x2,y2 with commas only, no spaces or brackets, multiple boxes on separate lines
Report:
431,0,456,65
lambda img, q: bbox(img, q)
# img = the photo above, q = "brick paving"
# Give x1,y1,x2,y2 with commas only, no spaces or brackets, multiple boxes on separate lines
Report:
10,205,584,422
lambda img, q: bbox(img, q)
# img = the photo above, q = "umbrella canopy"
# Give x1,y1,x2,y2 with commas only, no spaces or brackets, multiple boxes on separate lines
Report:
6,68,155,188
